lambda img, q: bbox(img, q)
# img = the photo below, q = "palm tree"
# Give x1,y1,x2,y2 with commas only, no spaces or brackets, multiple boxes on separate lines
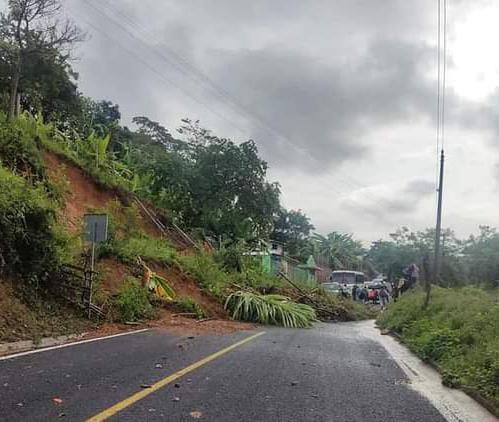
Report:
311,232,365,270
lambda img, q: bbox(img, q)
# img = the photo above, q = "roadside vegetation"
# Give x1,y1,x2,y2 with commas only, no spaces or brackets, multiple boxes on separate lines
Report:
378,287,499,409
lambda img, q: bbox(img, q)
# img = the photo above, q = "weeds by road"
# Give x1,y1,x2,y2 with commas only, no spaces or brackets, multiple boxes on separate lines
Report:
378,287,499,409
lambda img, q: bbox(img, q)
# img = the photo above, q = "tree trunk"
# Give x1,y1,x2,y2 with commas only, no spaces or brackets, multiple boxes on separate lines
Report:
8,55,21,120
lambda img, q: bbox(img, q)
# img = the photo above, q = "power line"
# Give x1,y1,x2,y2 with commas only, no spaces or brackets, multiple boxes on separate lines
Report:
76,0,393,213
86,0,378,196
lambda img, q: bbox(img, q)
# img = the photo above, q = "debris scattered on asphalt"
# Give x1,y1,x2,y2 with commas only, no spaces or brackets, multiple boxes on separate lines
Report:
190,410,202,418
140,384,152,389
52,398,63,405
172,397,180,402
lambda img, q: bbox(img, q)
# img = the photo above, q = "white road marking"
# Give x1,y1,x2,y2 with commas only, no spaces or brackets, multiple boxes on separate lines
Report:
0,329,149,361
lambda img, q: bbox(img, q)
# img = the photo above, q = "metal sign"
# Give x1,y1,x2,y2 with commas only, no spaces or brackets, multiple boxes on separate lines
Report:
84,214,109,243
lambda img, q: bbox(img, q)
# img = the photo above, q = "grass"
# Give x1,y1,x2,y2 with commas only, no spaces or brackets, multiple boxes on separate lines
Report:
108,235,177,265
178,252,233,300
377,286,499,408
173,297,207,319
225,291,316,328
113,277,154,322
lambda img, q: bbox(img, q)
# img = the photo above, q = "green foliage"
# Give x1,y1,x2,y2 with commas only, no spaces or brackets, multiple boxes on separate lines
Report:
114,277,153,322
303,289,377,321
0,113,46,178
378,287,499,406
0,165,70,283
308,232,364,270
271,208,315,260
95,203,177,264
178,252,232,300
173,297,207,319
109,235,176,265
225,291,316,328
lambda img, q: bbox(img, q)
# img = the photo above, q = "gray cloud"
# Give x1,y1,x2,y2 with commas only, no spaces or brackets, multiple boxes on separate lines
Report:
342,178,435,221
207,40,438,171
404,179,435,196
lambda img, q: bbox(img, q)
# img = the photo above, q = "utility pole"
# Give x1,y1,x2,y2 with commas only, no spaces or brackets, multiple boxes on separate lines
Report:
434,149,445,280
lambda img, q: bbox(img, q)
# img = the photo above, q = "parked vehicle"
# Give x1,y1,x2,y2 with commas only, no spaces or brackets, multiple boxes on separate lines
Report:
321,282,348,297
328,270,366,296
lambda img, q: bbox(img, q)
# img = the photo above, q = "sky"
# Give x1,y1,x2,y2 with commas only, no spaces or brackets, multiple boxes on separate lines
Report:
58,0,499,242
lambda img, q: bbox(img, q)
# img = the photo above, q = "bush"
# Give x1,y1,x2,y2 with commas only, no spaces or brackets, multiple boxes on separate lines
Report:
0,113,46,180
377,286,499,407
114,277,153,322
0,166,69,284
178,252,232,300
173,297,207,319
225,291,316,328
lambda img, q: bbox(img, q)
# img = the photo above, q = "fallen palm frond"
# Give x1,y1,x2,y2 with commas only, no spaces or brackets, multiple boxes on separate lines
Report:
224,291,316,328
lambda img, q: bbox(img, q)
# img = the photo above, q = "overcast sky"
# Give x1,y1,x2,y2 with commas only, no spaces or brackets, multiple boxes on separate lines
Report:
62,0,499,242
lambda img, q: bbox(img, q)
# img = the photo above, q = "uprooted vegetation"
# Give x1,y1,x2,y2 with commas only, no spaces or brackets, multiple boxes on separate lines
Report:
377,287,499,409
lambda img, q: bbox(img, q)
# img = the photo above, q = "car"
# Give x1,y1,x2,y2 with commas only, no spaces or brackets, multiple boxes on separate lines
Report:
321,282,344,295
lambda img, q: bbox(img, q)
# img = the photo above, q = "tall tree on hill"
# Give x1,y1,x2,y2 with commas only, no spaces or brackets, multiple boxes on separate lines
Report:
272,209,314,259
0,0,83,119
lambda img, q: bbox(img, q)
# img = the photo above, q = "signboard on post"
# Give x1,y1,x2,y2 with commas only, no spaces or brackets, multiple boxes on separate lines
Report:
84,214,109,243
83,214,108,318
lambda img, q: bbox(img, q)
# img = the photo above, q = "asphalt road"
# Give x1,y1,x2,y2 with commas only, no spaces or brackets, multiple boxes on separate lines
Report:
0,322,483,421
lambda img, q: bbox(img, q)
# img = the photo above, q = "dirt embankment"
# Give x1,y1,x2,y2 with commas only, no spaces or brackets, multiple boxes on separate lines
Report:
40,151,234,335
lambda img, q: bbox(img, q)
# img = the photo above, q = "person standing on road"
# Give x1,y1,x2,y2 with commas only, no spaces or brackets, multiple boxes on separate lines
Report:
352,284,358,301
379,285,389,310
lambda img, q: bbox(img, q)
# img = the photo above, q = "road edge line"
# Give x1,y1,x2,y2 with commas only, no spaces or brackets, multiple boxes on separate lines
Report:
0,329,149,361
86,331,266,422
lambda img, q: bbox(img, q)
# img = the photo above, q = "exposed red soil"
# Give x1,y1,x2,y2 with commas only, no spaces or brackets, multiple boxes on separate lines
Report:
40,150,249,337
43,151,116,233
96,258,131,294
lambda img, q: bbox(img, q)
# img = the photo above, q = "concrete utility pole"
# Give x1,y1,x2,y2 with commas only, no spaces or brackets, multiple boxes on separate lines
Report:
434,149,445,280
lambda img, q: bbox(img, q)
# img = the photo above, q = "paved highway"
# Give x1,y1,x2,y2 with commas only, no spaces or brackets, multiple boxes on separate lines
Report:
0,322,494,421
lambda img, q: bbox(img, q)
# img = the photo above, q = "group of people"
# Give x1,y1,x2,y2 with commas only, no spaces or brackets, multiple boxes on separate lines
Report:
347,263,420,310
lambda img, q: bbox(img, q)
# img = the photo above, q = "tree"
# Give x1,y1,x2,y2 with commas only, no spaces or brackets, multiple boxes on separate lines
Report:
133,116,184,152
462,225,499,286
271,208,314,259
0,0,83,119
311,232,364,270
188,137,280,240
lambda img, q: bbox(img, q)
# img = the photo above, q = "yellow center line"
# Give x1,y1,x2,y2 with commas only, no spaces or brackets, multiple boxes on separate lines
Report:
86,331,266,421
